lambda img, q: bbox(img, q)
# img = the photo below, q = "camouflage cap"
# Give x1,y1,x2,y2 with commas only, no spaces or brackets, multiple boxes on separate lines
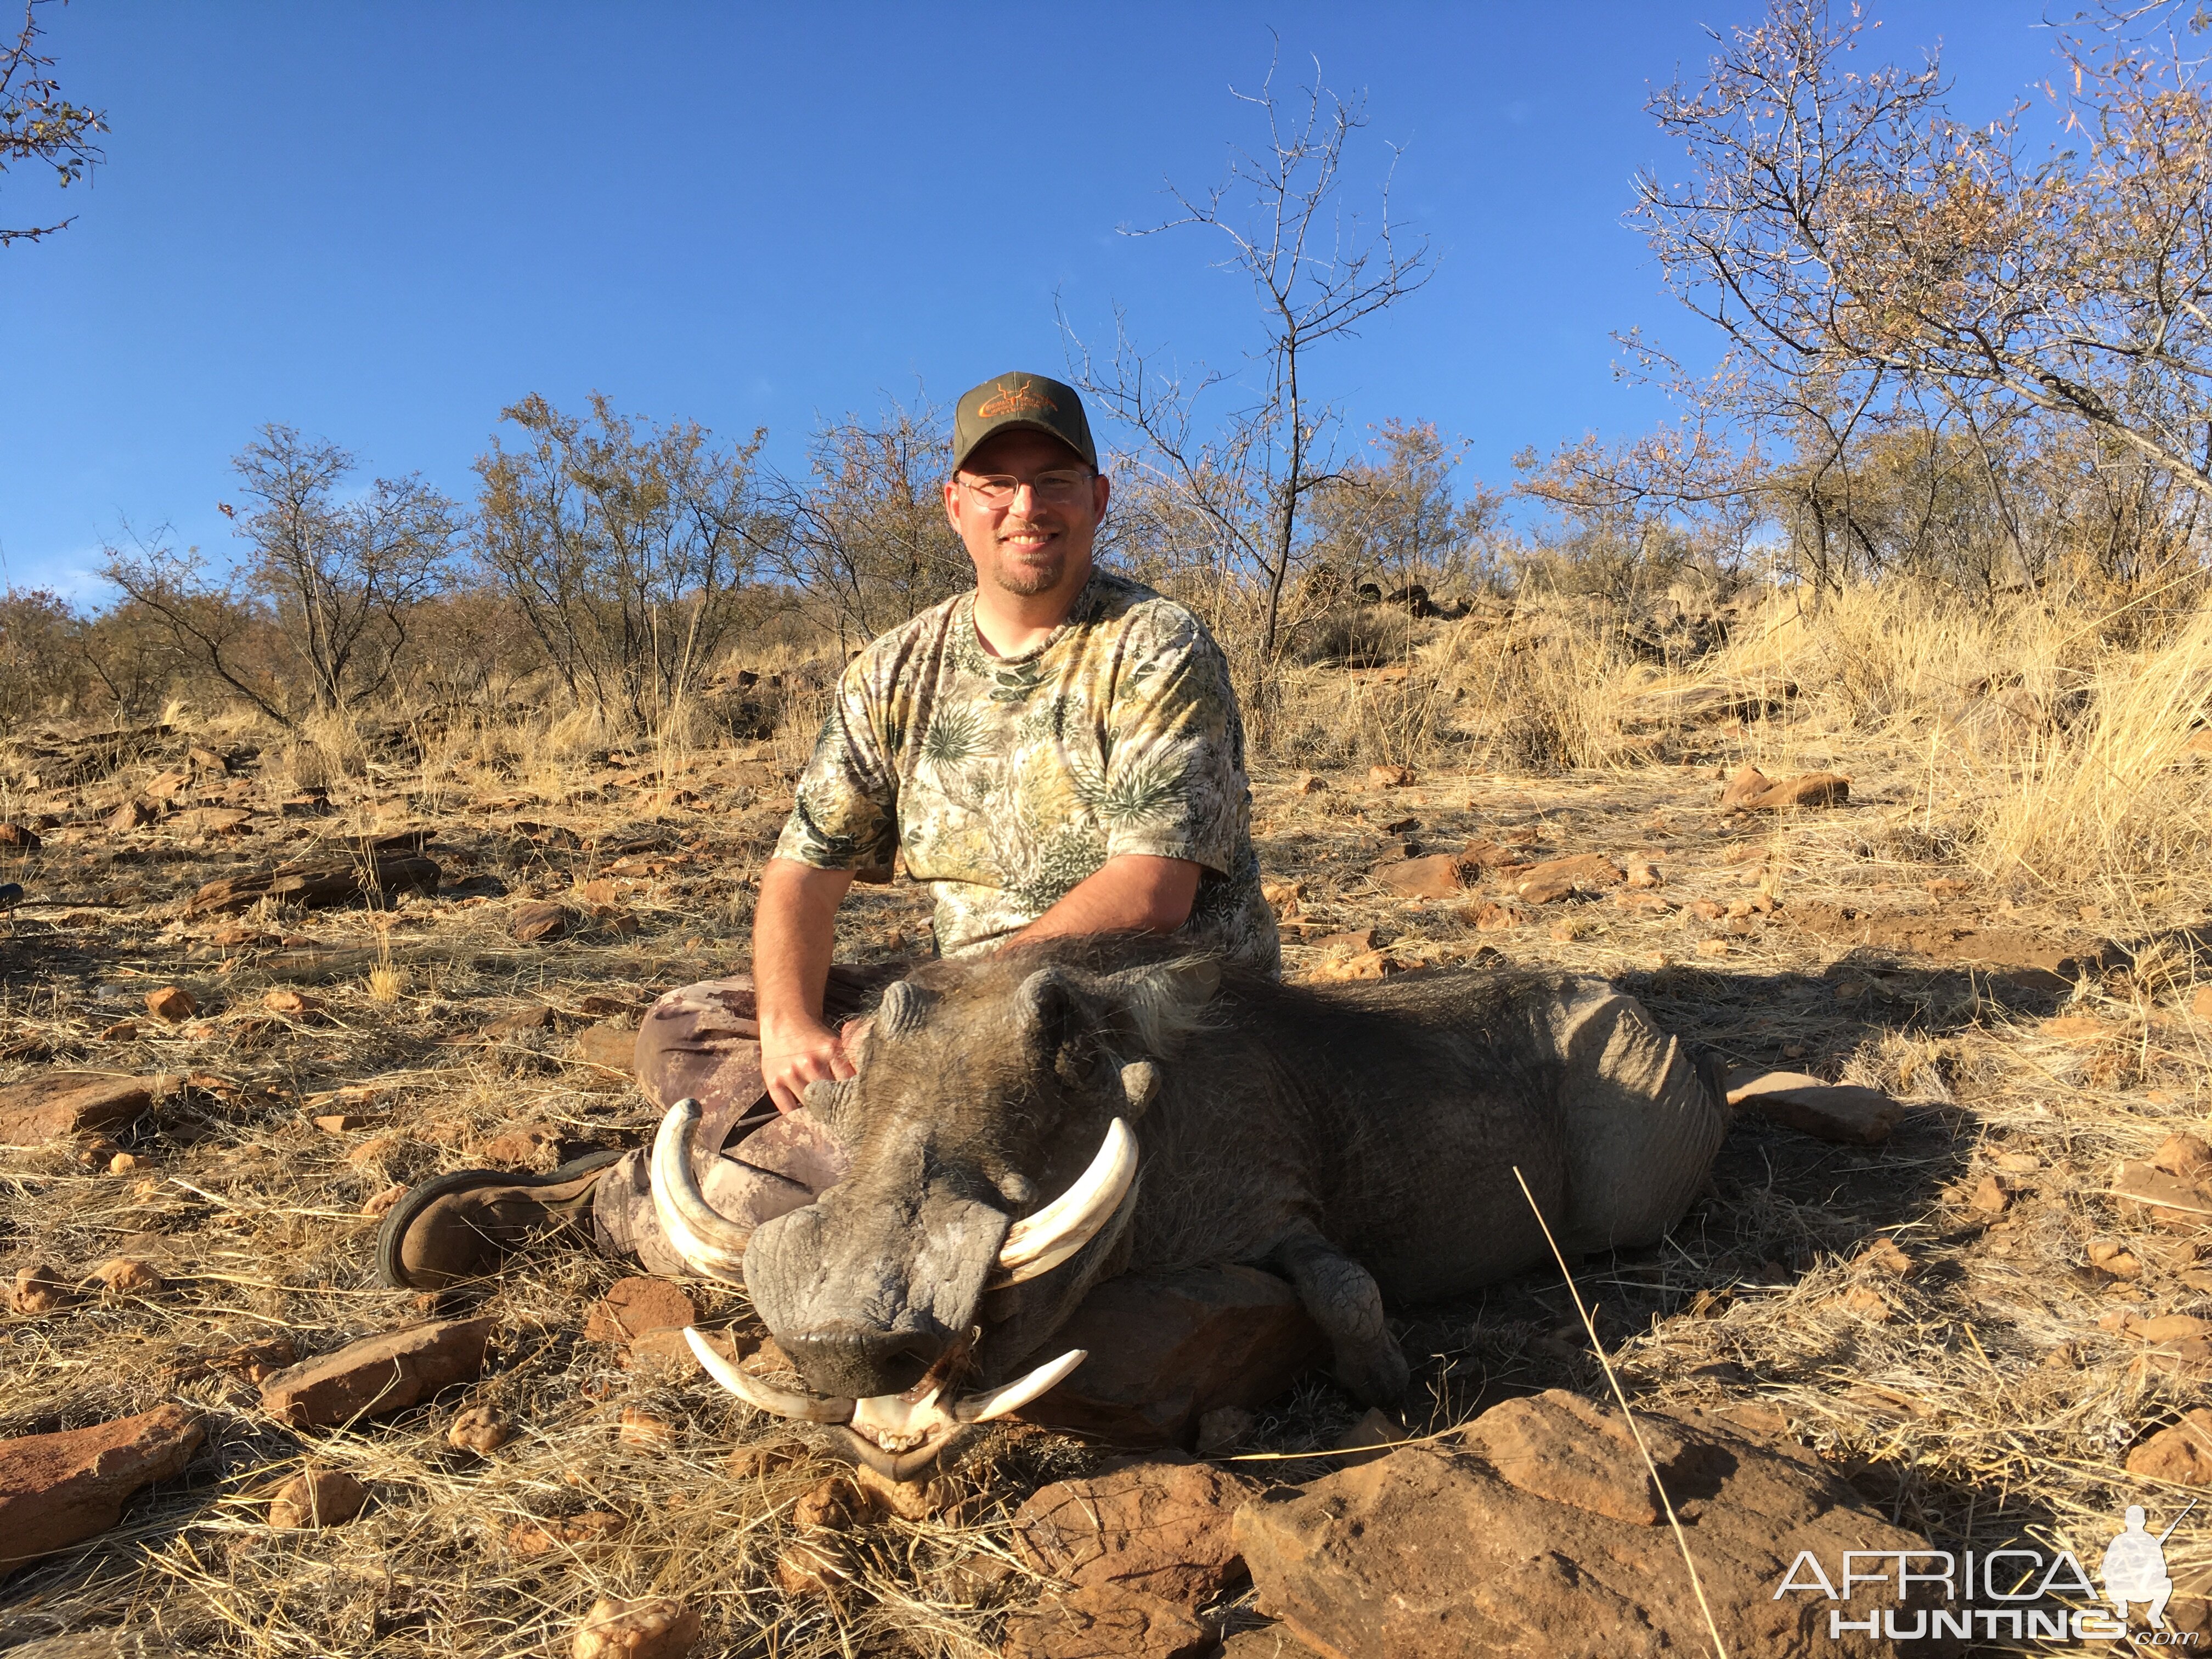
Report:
951,371,1098,472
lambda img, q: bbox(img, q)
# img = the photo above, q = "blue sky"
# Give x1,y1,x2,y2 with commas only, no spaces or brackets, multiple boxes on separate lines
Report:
2,2,2059,597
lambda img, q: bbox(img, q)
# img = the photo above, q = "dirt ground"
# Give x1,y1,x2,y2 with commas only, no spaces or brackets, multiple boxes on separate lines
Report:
2,705,2209,1656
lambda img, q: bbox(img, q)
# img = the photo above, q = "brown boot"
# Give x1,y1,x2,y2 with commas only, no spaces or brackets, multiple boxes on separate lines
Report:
376,1149,627,1290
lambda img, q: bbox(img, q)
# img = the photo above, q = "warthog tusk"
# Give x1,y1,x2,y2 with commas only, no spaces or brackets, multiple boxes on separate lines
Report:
683,1328,855,1423
990,1118,1136,1287
687,1330,1088,1459
650,1098,751,1285
953,1348,1087,1424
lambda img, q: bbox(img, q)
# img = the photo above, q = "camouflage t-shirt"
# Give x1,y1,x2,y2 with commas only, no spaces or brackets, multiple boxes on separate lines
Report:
773,568,1280,973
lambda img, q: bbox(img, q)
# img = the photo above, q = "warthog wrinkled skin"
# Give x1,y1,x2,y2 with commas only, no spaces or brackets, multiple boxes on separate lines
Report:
743,935,1728,1407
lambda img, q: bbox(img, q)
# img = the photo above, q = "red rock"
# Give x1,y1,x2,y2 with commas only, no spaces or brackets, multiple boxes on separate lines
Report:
144,986,196,1024
569,1595,702,1659
1290,773,1327,794
2155,1133,2212,1178
1313,928,1377,955
1015,1266,1325,1449
1723,1068,1903,1146
11,1262,79,1314
0,1403,204,1568
507,1509,625,1556
0,821,42,850
259,1317,497,1426
1001,1586,1217,1659
479,1121,567,1167
2129,1410,2212,1485
268,1468,369,1528
2194,986,2212,1019
584,1278,698,1345
483,1003,557,1036
1365,765,1414,789
1372,855,1467,899
1719,764,1850,811
447,1406,512,1454
0,1073,172,1145
1967,1173,2011,1215
2115,1161,2212,1230
1234,1390,1946,1659
572,1024,639,1072
106,799,157,832
1013,1452,1258,1606
512,900,572,943
91,1259,164,1296
1468,900,1528,932
1511,854,1624,902
1306,949,1402,982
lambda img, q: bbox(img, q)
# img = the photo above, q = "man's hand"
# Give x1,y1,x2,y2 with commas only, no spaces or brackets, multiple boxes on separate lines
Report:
759,1014,859,1116
754,858,857,1113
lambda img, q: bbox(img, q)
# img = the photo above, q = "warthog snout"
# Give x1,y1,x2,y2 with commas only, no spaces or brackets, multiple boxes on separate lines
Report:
781,1320,949,1397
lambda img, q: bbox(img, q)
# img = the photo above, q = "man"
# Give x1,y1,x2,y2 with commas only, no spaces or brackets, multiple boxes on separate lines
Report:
379,370,1276,1288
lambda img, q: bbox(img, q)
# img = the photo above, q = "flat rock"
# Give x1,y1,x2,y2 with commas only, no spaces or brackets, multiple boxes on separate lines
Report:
1014,1266,1325,1449
267,1468,369,1528
2115,1161,2212,1229
1013,1451,1259,1606
187,851,439,916
584,1278,698,1345
0,1073,173,1146
1234,1390,1955,1658
1720,764,1850,811
1511,854,1623,904
1372,855,1467,899
259,1317,496,1426
512,900,572,943
1001,1585,1217,1659
0,1403,204,1568
1724,1069,1903,1146
572,1024,639,1073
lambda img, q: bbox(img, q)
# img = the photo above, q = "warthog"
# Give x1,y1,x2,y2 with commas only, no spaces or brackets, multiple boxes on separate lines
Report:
651,937,1728,1477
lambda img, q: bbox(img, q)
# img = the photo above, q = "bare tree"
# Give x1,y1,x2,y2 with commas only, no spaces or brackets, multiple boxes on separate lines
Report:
100,528,290,725
1633,0,2212,510
1066,51,1430,708
2,0,103,246
474,393,771,730
768,399,970,649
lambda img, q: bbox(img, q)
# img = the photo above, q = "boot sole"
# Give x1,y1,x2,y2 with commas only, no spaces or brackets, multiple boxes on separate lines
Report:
375,1147,630,1290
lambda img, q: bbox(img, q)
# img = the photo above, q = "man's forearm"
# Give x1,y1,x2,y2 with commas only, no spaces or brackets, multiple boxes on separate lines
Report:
754,857,855,1035
1016,853,1201,945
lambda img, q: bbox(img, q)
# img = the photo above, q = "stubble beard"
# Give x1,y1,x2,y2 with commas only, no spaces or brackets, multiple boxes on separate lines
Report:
990,523,1070,597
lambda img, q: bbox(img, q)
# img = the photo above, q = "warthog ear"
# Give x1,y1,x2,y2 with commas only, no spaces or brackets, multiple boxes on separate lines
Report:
876,979,931,1040
1017,967,1083,1058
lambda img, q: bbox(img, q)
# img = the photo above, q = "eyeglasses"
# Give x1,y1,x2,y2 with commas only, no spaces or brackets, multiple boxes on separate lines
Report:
956,469,1096,507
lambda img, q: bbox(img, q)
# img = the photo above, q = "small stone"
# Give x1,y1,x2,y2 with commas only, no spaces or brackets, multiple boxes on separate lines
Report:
268,1468,369,1529
1290,772,1327,794
1857,1238,1915,1278
0,821,42,850
313,1112,381,1133
1624,859,1662,889
2155,1133,2212,1179
585,1278,698,1345
572,1025,638,1073
106,798,156,832
447,1406,512,1454
362,1183,407,1218
1307,949,1402,982
793,1475,864,1533
11,1262,79,1314
344,1133,402,1166
2115,1160,2212,1229
0,1403,205,1569
569,1594,702,1659
1314,927,1378,955
2194,986,2212,1020
143,986,196,1024
1468,900,1528,932
99,1020,141,1042
612,1408,675,1451
511,900,572,944
1013,1452,1259,1605
1968,1174,2011,1215
1001,1586,1216,1659
1194,1407,1255,1457
262,989,323,1019
2087,1240,2143,1280
483,1004,556,1036
2132,1314,2212,1344
259,1317,496,1426
1372,854,1467,899
775,1538,851,1599
2128,1409,2212,1486
106,1152,148,1176
507,1510,624,1556
91,1259,163,1296
724,1438,808,1479
1695,938,1729,959
1612,890,1673,915
479,1121,566,1167
1366,765,1414,789
853,1460,962,1521
1838,1285,1892,1321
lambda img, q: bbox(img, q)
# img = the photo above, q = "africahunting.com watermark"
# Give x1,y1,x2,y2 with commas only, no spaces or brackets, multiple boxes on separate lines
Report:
1776,1500,2200,1644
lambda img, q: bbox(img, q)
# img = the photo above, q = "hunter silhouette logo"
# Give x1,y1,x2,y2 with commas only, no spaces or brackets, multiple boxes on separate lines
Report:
2104,1500,2193,1631
975,383,1057,418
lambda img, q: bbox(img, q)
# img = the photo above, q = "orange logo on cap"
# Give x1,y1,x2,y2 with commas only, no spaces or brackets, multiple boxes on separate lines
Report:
977,383,1057,418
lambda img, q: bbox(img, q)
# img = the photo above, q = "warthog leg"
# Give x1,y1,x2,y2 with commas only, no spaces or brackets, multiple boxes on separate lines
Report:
1269,1227,1410,1404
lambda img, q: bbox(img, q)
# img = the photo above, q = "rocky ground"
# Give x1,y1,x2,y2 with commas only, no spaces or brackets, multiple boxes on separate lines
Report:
1,707,2210,1656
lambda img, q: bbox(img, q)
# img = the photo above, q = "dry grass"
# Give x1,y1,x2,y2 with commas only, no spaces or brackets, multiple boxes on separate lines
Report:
3,577,2211,1653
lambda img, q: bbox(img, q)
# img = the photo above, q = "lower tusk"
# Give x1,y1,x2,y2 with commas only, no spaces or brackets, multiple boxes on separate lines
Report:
953,1348,1087,1424
992,1118,1136,1286
852,1386,950,1453
650,1098,751,1284
685,1327,855,1423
